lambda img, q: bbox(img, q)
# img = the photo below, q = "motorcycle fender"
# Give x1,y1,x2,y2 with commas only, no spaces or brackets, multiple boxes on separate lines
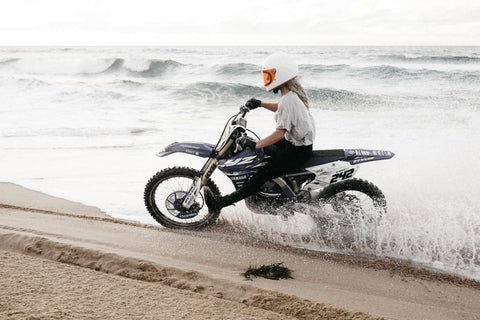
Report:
306,161,359,186
157,142,215,158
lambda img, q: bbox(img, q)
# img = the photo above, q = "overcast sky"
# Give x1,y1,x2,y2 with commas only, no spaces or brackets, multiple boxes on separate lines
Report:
1,0,479,46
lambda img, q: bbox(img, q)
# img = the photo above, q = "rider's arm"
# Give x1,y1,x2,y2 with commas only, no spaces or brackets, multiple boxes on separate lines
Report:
256,129,286,148
261,102,278,112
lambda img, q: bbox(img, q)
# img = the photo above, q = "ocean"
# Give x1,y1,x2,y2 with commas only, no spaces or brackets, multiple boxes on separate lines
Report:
1,46,479,280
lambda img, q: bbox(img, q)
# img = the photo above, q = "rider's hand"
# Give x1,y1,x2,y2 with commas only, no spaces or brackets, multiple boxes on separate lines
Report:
244,137,257,150
245,98,261,110
238,135,257,150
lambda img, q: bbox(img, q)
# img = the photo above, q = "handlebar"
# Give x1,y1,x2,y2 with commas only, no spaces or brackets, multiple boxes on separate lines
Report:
239,105,250,117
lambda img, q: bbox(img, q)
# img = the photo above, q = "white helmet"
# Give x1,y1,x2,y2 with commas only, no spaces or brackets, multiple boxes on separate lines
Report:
261,52,298,91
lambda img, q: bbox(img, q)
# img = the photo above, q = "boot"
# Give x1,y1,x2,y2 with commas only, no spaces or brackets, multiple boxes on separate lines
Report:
204,187,243,211
203,187,226,211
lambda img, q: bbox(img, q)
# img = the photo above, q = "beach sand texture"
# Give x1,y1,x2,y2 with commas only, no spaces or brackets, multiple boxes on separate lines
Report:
1,182,479,320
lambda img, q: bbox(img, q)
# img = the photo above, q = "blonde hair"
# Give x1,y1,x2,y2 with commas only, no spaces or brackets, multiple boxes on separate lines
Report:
283,76,309,109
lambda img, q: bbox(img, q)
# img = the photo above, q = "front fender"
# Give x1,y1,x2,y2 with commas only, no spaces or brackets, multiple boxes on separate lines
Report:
156,142,215,158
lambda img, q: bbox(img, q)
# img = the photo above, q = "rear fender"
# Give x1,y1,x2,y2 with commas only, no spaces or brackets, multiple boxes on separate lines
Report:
344,149,395,164
305,161,359,189
156,142,215,158
303,149,395,167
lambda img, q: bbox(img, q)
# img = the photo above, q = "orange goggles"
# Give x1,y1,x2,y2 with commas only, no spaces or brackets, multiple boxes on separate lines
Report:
262,68,276,87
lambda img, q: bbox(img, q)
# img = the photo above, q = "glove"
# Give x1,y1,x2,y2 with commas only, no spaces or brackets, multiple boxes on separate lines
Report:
245,98,261,110
244,137,257,150
248,141,264,160
238,135,257,150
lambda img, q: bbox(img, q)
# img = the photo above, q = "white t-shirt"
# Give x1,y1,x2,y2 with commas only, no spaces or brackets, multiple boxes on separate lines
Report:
275,91,316,146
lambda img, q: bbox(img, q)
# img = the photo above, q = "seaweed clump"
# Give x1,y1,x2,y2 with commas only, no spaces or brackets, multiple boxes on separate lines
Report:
243,263,293,280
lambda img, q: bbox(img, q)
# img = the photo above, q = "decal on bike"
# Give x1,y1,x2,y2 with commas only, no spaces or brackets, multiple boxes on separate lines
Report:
345,149,395,165
347,149,393,157
330,168,355,183
351,156,375,164
227,172,255,189
184,149,201,156
229,174,247,181
223,155,257,167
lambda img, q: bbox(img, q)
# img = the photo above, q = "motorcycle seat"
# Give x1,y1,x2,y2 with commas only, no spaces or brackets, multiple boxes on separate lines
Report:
303,149,347,167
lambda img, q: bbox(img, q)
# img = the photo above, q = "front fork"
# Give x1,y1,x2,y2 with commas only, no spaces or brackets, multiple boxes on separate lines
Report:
181,158,218,208
182,139,233,209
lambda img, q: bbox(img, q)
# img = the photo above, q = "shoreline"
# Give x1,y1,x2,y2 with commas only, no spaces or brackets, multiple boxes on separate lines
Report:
0,182,108,218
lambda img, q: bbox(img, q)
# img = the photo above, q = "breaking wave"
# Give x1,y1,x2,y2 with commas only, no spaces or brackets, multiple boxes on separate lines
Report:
134,59,186,77
171,82,384,108
358,65,480,81
300,63,480,82
300,63,350,73
0,58,20,65
306,87,382,108
177,81,266,103
101,58,125,73
214,62,258,75
99,58,187,77
374,54,480,64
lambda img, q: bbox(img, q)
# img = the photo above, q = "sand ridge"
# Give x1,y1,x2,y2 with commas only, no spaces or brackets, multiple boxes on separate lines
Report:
0,232,379,320
1,250,296,320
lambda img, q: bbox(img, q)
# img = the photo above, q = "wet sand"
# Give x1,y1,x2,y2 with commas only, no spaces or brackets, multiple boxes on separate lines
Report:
1,182,479,320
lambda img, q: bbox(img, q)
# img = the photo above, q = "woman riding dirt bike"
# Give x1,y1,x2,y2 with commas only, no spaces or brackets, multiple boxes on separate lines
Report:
144,52,395,231
204,52,316,212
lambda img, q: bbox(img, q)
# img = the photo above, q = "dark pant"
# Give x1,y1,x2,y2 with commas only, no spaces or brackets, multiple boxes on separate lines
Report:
218,139,313,207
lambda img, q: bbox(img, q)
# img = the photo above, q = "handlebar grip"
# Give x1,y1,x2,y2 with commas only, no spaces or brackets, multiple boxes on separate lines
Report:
240,105,250,115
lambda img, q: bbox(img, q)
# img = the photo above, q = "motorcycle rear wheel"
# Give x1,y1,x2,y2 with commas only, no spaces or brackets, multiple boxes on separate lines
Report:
318,178,386,212
144,167,221,230
315,178,387,250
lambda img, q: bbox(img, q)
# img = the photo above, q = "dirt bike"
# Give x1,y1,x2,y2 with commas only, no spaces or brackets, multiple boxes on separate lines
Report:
144,106,394,231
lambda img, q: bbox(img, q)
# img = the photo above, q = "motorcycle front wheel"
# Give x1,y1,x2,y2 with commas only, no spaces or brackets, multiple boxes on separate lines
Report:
144,167,221,230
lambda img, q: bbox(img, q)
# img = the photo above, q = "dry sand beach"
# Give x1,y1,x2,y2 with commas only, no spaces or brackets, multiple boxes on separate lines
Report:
1,182,479,320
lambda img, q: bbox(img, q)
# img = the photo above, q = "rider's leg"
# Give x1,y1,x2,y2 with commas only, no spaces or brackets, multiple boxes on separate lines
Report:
205,142,312,210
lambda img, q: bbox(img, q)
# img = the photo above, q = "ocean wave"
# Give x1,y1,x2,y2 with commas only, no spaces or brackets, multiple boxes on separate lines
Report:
376,54,480,64
98,58,186,77
298,62,480,82
99,60,260,78
172,81,383,108
102,58,125,73
175,81,266,102
0,58,20,65
356,65,480,81
307,87,382,108
214,62,259,75
300,64,350,73
134,59,186,77
358,65,436,79
1,57,187,77
301,62,480,82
